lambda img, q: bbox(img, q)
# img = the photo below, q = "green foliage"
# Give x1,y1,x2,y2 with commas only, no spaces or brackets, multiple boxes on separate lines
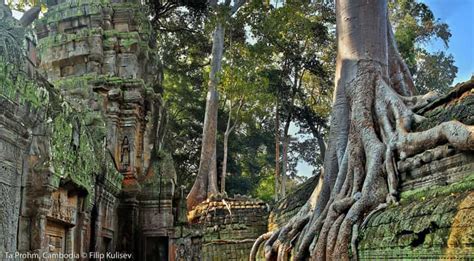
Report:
254,171,275,202
157,0,336,198
162,70,206,188
245,1,334,176
389,0,458,93
413,50,458,94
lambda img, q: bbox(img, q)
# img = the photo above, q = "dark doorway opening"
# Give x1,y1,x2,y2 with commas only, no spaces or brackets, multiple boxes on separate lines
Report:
145,236,168,261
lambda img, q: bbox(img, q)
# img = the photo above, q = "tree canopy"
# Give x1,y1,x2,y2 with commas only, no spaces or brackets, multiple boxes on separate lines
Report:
142,0,460,202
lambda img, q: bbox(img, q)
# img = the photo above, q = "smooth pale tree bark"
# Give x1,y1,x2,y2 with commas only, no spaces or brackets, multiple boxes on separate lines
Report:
251,0,474,260
187,22,224,210
187,0,247,210
221,98,243,193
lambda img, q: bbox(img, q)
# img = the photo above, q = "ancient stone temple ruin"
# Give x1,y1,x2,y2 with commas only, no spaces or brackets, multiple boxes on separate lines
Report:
0,1,270,260
0,0,175,259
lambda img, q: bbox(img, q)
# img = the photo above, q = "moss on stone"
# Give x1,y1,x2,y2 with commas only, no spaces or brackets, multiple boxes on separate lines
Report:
0,61,51,107
359,178,474,260
414,79,474,131
400,173,474,204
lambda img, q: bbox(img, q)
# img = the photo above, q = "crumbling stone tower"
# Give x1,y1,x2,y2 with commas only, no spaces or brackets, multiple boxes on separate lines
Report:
34,0,174,259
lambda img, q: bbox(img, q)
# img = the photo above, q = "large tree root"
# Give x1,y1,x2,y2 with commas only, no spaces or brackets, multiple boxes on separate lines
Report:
251,61,474,260
250,232,273,261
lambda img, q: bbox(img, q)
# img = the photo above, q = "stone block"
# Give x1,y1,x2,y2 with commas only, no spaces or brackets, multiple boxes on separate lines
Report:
79,16,89,27
87,61,101,74
70,40,89,57
88,35,103,62
58,20,72,33
117,53,138,78
74,63,86,76
103,51,117,76
55,46,69,62
114,23,129,32
61,65,74,77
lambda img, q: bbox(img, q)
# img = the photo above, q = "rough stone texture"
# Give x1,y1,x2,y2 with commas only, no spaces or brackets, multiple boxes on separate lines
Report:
186,196,269,260
0,1,175,260
0,5,51,256
268,175,318,231
397,145,474,191
414,78,474,132
359,178,474,259
34,0,172,259
0,97,32,256
397,82,474,191
358,82,474,259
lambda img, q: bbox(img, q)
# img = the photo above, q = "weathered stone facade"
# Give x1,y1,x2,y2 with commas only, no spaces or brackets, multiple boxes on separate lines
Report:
0,0,177,259
0,93,33,256
34,0,175,258
184,196,269,260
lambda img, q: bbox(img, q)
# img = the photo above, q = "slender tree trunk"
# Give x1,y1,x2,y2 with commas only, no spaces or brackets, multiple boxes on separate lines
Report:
187,22,224,210
221,104,233,194
281,135,289,197
221,132,229,193
187,0,247,210
252,0,474,259
279,66,298,199
274,102,280,201
315,132,326,163
221,99,243,193
281,114,291,198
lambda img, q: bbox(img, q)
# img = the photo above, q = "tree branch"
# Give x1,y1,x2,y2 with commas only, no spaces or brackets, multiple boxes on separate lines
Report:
229,96,244,133
230,0,246,15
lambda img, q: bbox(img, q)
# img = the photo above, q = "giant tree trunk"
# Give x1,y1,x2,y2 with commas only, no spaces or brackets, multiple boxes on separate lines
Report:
187,23,224,210
251,0,474,260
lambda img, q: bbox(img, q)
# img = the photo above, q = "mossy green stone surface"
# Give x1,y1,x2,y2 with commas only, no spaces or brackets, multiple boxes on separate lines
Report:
358,178,474,259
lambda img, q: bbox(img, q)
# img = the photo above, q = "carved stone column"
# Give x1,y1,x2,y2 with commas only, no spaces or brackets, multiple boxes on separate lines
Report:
31,198,51,256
